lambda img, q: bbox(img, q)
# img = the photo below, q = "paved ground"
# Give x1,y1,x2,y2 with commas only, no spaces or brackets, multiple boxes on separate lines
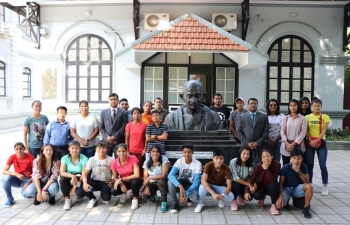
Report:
0,127,349,225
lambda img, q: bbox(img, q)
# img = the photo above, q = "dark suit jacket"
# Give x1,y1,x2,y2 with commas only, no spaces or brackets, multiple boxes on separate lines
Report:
236,111,269,147
99,108,128,147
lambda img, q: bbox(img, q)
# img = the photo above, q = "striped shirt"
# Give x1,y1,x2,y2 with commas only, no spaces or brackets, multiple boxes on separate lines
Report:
280,114,307,156
146,123,169,155
229,158,254,181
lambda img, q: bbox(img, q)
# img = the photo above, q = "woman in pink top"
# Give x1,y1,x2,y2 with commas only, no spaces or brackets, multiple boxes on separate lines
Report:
125,107,147,175
111,144,142,210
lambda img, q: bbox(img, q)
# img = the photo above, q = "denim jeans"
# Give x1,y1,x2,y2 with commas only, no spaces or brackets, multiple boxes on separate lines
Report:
304,139,328,184
26,181,59,197
1,175,36,199
272,141,282,163
168,179,198,208
80,146,96,158
29,148,41,158
198,183,234,204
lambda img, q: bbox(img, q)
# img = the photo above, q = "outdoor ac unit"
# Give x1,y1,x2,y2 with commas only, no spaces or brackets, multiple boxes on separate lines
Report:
0,21,11,38
212,13,237,31
144,13,170,31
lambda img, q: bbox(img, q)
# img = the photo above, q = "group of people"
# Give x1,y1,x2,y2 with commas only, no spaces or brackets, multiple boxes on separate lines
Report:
1,91,329,218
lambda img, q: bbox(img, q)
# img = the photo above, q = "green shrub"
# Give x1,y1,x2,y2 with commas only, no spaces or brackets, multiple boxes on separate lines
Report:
326,128,350,141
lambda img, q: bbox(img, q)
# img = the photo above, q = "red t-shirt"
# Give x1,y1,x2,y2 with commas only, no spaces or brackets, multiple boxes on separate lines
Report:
6,153,34,178
110,155,139,180
125,121,147,154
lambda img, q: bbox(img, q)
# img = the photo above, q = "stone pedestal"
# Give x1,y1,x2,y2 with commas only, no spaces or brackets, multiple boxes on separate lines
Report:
164,130,241,166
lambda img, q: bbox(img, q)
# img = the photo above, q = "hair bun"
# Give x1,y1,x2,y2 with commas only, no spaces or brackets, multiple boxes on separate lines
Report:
312,96,318,100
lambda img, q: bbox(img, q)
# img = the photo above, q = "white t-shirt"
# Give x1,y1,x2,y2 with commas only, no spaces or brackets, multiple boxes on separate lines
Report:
174,157,202,183
70,113,99,147
86,156,114,181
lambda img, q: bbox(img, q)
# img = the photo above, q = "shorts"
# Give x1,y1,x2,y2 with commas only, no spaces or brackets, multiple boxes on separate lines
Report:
283,183,305,205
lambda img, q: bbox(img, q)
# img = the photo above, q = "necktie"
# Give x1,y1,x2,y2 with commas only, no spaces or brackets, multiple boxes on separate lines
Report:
112,109,116,122
251,113,255,127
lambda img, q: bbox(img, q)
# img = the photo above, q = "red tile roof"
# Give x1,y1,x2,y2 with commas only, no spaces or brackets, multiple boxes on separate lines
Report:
134,17,249,51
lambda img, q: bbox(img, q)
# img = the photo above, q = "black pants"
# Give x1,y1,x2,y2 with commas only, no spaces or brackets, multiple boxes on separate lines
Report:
107,146,116,158
79,179,112,201
143,179,168,202
52,145,69,161
251,181,279,204
231,181,246,200
282,155,290,166
59,176,83,197
111,178,143,197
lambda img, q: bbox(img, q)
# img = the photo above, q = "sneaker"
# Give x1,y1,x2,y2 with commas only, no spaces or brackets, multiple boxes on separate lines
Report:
63,199,72,210
186,197,194,206
131,199,138,210
49,196,56,205
33,197,41,206
231,199,238,211
237,195,245,206
160,201,167,213
119,193,126,204
170,203,179,214
102,200,109,205
270,204,279,215
149,195,156,203
4,197,14,208
218,200,225,208
87,198,96,209
194,204,204,213
258,198,265,207
76,196,84,202
322,186,329,196
302,207,312,218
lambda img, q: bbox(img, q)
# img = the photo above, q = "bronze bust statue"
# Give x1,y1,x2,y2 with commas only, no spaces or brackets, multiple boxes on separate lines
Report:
164,80,223,131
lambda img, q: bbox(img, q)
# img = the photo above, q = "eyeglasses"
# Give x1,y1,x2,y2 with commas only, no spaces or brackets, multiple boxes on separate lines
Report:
269,104,277,107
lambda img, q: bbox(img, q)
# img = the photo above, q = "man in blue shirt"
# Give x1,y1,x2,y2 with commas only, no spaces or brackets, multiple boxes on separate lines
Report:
44,106,71,160
276,149,313,218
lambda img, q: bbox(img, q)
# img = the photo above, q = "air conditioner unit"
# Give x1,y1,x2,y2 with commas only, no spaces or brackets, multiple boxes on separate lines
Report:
0,21,11,38
144,13,170,31
212,13,237,31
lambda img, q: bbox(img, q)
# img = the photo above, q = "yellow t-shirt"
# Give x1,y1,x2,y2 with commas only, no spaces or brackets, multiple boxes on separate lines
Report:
305,113,331,139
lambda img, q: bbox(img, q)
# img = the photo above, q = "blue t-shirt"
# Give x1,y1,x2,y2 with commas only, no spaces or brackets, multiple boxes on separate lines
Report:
281,162,308,187
61,154,88,174
24,115,49,148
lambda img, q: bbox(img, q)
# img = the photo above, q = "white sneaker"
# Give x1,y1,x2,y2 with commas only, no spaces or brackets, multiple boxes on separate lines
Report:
194,204,204,213
322,186,329,196
76,196,84,202
87,198,96,209
63,199,72,210
218,200,225,208
119,193,126,203
131,199,138,210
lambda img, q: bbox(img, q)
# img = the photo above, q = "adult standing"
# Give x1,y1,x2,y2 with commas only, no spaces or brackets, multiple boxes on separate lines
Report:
70,100,99,158
229,97,247,144
236,98,269,165
305,97,330,195
265,99,284,163
210,93,231,130
23,100,49,158
99,93,128,157
142,101,153,125
43,106,71,160
299,97,312,116
152,97,169,123
119,98,132,122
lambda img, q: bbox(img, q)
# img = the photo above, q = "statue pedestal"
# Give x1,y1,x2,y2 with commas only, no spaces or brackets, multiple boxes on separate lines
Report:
164,130,241,166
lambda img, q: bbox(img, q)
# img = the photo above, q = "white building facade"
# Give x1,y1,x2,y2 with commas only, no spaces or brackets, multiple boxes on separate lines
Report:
0,0,349,129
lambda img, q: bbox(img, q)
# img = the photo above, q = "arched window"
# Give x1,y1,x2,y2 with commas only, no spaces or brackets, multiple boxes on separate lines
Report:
23,67,31,97
66,34,112,103
267,35,314,105
0,61,5,96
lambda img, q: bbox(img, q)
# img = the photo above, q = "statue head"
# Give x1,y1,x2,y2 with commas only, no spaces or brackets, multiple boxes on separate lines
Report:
179,80,207,110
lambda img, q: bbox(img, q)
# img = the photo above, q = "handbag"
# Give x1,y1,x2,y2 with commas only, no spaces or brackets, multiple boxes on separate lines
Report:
309,114,322,148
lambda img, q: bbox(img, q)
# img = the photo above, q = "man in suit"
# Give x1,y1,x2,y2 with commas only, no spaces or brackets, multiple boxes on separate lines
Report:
99,93,128,157
236,98,269,165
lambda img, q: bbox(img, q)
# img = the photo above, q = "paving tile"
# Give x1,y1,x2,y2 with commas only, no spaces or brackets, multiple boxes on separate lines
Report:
3,218,33,225
318,214,349,224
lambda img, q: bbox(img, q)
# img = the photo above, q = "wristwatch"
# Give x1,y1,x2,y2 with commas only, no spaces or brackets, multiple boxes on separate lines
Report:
221,193,226,197
86,139,90,142
297,171,303,175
